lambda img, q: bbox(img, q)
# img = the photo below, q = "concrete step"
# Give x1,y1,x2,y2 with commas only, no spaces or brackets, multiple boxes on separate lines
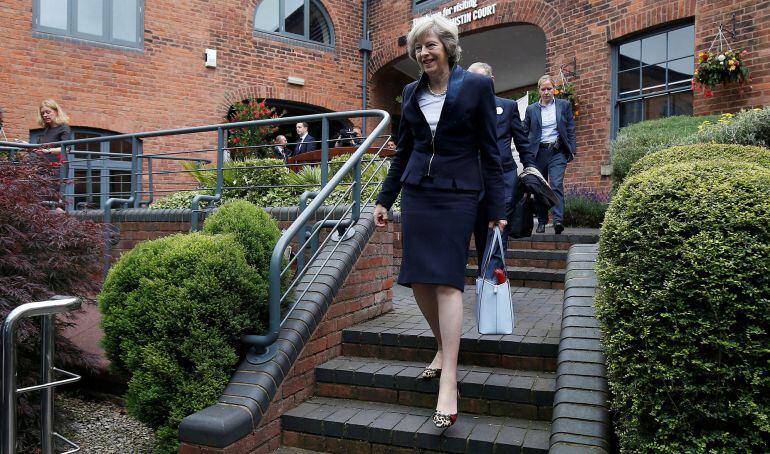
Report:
282,397,550,454
272,447,327,454
465,266,566,289
468,248,569,268
342,285,562,372
315,356,555,420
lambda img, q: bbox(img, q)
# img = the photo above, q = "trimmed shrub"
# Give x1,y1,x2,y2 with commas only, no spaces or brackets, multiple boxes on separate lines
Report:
629,143,770,179
99,233,263,453
596,160,770,452
685,107,770,148
610,115,717,190
227,158,297,207
563,188,609,228
202,199,287,286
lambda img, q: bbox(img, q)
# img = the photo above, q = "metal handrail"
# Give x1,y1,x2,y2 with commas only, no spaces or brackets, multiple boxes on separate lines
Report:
2,297,82,454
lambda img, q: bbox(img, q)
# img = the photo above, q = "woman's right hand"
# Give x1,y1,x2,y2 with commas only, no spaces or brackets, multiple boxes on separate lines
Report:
374,204,389,227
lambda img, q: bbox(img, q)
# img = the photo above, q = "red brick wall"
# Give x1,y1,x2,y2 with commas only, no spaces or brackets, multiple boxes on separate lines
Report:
110,220,192,261
368,0,770,192
179,226,395,454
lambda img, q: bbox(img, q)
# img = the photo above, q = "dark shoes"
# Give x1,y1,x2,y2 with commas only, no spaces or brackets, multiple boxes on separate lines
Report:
554,221,564,235
535,223,546,234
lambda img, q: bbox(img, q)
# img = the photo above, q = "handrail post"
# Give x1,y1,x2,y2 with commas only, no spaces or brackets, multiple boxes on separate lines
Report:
39,313,55,454
132,137,142,208
147,157,154,205
321,117,329,187
353,156,362,221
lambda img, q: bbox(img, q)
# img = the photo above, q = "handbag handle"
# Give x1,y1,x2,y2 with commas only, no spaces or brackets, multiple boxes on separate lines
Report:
480,226,507,276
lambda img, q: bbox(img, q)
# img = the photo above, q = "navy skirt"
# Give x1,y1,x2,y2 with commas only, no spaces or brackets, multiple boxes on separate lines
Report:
398,184,479,291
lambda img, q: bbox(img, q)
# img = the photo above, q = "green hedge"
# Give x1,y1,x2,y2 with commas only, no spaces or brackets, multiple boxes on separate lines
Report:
628,143,770,179
610,115,717,191
685,107,770,148
99,233,264,453
596,159,770,452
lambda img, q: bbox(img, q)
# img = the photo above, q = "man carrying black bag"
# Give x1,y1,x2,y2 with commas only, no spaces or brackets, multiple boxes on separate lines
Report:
468,62,535,279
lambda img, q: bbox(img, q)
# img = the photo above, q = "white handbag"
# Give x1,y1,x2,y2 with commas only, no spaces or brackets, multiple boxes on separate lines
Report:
475,227,514,335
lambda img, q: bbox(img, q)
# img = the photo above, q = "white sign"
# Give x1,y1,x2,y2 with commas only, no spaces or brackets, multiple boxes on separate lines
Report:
417,0,498,27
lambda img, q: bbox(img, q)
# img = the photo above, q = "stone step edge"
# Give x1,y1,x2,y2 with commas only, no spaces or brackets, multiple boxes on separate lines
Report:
314,357,555,407
281,397,550,454
465,265,566,282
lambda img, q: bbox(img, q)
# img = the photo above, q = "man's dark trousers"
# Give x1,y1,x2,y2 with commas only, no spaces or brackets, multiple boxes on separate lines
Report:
535,143,568,225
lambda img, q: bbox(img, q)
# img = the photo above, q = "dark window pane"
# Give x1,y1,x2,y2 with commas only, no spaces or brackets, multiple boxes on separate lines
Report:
619,41,641,70
641,33,666,65
113,0,138,42
77,0,104,36
40,0,68,30
254,0,280,32
109,170,132,199
618,69,641,98
642,64,666,94
619,101,643,128
668,57,693,89
285,0,305,36
74,169,101,209
671,91,694,116
72,132,100,160
668,25,694,60
644,95,668,121
309,1,331,44
110,138,133,161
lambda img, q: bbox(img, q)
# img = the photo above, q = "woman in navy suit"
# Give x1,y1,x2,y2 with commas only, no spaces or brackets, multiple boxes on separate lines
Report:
374,15,507,429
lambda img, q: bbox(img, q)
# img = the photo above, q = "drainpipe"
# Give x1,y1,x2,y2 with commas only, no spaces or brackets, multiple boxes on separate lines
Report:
360,0,372,132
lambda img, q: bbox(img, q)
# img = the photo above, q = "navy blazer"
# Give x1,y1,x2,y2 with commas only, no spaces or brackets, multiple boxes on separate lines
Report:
377,65,506,221
293,134,318,156
522,98,577,161
495,97,534,170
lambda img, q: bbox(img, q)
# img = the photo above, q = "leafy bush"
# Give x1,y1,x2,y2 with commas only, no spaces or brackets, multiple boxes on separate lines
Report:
610,115,717,190
685,107,770,148
99,233,264,453
629,143,770,179
0,159,103,450
563,188,609,228
226,98,283,160
150,189,214,209
202,200,284,281
596,159,770,452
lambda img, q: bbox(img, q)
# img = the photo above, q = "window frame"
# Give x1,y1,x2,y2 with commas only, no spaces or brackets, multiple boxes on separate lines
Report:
253,0,335,48
611,22,695,136
33,0,144,50
30,127,136,210
412,0,448,12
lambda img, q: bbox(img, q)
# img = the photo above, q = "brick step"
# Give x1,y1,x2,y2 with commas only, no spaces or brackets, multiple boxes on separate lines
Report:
465,266,566,289
272,447,327,454
315,357,554,420
342,330,558,373
467,248,568,268
282,397,550,454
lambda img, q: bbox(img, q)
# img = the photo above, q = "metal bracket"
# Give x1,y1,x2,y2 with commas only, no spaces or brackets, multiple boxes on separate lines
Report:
246,343,278,364
723,13,737,40
560,56,578,79
332,225,356,242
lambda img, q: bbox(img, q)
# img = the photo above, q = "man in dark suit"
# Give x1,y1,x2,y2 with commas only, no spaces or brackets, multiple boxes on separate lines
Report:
522,75,576,234
272,134,288,161
468,62,534,276
293,122,317,156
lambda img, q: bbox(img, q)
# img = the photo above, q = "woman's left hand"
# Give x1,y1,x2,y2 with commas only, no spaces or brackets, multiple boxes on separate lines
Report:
488,219,507,229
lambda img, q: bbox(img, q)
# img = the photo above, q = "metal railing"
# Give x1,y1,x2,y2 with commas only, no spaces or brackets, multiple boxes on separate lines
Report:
1,297,82,454
2,109,391,365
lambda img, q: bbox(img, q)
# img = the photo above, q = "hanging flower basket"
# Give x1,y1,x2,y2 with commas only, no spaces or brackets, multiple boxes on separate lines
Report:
692,49,750,97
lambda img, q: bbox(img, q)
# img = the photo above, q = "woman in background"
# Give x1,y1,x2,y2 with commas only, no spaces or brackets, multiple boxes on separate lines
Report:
35,98,72,166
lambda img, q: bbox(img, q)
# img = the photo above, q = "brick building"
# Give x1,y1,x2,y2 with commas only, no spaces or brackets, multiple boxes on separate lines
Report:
1,0,768,198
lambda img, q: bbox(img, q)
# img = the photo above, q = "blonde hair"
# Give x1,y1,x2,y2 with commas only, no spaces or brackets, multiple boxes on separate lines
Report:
537,75,555,89
407,15,462,67
37,99,70,127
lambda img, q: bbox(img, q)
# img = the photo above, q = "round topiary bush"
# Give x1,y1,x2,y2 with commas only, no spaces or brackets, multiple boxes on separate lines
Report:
596,160,770,452
628,143,770,179
99,233,263,453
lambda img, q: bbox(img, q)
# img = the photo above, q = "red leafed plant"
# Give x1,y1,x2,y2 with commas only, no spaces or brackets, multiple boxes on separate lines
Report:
227,98,284,160
0,157,103,450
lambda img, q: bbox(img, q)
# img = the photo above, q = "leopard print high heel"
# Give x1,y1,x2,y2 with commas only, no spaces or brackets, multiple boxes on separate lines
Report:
417,367,442,380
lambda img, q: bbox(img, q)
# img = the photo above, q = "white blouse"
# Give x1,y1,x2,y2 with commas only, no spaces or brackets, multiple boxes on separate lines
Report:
417,88,446,134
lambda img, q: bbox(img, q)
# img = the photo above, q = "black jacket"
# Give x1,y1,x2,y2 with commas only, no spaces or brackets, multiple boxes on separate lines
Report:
495,97,534,170
377,65,505,220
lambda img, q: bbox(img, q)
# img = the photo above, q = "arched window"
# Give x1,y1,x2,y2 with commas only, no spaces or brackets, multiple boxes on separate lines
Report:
254,0,334,46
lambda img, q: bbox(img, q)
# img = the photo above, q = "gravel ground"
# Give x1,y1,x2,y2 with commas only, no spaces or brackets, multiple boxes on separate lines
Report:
55,392,156,453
